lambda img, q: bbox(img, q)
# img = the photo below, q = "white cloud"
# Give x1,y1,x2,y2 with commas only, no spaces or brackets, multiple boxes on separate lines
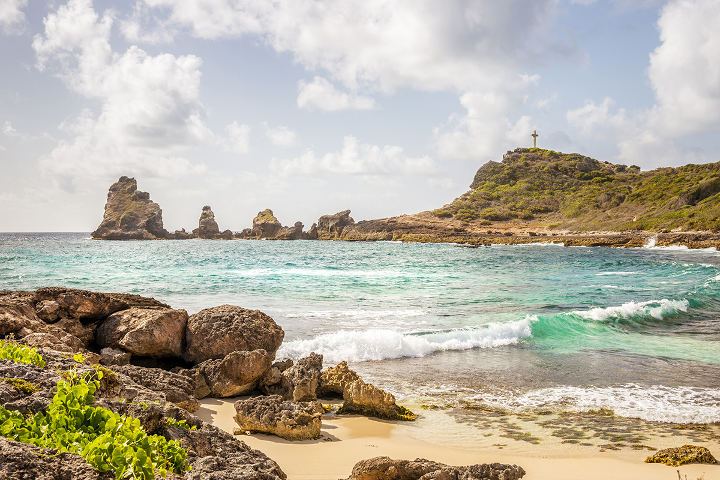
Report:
263,122,297,147
2,121,18,137
297,77,375,111
0,0,28,34
566,97,628,135
225,121,250,153
32,0,211,189
272,135,435,177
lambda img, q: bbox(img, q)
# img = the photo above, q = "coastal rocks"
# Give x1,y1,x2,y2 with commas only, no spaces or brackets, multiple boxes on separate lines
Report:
184,305,284,363
99,347,131,366
345,457,526,480
197,349,272,397
91,176,170,240
283,353,323,402
95,307,188,358
274,221,306,240
319,361,416,420
317,209,355,239
645,445,717,466
252,209,283,238
233,395,322,440
194,205,221,238
115,364,199,412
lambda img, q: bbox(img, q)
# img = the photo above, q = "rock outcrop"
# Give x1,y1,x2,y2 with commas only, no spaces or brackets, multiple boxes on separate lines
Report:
196,349,272,397
92,176,171,240
184,305,284,364
194,205,221,238
645,445,717,466
234,395,322,440
95,307,188,358
316,210,355,239
281,353,323,402
274,221,306,240
345,457,526,480
252,209,283,238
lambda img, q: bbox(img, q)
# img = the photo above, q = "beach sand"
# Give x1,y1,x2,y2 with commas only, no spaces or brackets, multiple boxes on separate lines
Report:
197,398,719,480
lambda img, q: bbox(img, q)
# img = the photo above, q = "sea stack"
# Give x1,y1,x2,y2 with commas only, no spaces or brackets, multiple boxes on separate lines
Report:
194,205,223,239
251,209,282,238
316,210,354,239
92,176,170,240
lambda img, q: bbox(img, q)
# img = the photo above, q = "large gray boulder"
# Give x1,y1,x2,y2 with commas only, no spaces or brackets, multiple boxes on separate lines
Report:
234,395,322,441
184,305,284,364
345,457,526,480
96,307,187,358
197,349,273,397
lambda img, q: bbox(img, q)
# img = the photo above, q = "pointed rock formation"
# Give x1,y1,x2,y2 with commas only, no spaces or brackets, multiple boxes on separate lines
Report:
92,176,170,240
316,210,354,239
252,209,282,238
194,205,221,239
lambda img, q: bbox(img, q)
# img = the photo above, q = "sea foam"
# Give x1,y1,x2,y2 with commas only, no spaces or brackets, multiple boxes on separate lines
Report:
276,318,534,363
573,299,689,322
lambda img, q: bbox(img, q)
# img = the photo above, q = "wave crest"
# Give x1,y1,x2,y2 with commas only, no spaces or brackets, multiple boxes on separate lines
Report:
572,299,689,322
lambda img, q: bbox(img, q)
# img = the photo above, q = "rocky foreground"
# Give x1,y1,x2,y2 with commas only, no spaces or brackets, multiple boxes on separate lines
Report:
0,287,524,479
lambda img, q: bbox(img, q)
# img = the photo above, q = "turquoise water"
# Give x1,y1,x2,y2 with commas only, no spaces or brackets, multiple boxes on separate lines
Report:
1,233,719,423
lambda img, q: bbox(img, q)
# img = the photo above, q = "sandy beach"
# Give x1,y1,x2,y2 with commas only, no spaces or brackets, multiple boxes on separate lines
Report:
197,398,720,480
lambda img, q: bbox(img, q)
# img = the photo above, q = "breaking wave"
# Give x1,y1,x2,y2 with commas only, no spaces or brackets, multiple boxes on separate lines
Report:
572,299,690,322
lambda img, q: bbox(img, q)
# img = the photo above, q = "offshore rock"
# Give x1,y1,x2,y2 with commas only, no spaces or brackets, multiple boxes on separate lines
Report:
95,307,187,358
195,205,221,239
92,176,170,240
234,395,322,440
274,221,305,240
197,349,273,397
345,457,526,480
645,445,717,466
252,209,283,238
184,305,284,364
317,209,355,239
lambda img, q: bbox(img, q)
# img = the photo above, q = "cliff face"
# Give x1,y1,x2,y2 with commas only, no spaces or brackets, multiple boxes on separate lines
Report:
92,177,170,240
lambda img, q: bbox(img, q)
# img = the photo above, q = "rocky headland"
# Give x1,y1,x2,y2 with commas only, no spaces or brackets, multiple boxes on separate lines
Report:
0,287,521,479
92,148,720,249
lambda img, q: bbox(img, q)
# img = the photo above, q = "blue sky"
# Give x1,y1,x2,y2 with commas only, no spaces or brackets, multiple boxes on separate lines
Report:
1,0,719,232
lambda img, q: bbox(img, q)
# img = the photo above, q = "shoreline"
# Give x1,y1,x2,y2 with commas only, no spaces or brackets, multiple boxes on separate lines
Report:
198,398,720,480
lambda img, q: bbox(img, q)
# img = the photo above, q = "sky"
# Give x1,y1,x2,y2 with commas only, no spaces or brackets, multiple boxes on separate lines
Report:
1,0,719,232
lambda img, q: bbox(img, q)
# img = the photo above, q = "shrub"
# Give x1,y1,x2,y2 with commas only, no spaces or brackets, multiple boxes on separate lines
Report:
0,340,45,368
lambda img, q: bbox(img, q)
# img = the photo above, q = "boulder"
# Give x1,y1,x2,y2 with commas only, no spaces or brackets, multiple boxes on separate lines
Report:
196,205,221,238
35,300,60,322
234,395,322,440
175,367,212,399
252,209,282,238
95,307,187,358
197,349,272,397
316,209,354,239
114,364,199,412
318,360,360,398
345,457,526,480
259,359,294,397
283,353,323,401
99,347,131,366
274,221,306,240
645,445,717,466
20,331,86,355
173,228,194,239
184,305,284,364
91,176,170,240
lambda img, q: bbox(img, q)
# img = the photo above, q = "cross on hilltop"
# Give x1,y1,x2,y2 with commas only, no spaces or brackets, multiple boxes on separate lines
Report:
531,130,539,148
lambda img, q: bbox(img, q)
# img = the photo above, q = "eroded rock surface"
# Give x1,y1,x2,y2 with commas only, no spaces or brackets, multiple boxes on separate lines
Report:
645,445,717,466
316,209,355,239
96,307,187,358
345,457,526,480
234,395,322,440
197,349,272,397
252,209,282,238
195,205,221,239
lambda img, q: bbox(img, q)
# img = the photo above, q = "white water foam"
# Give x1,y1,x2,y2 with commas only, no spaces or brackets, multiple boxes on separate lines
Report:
594,271,638,276
642,236,718,253
573,299,689,322
276,317,535,363
282,309,425,319
473,384,720,424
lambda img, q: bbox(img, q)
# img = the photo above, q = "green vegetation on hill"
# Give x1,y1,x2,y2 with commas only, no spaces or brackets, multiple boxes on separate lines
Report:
433,148,720,232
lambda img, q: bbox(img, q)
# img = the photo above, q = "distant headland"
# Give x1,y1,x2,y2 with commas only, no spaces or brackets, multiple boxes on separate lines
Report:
92,148,720,248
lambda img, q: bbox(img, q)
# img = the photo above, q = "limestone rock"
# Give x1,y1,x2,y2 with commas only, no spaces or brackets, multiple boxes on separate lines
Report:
234,395,322,440
283,353,322,401
274,221,306,240
252,209,282,238
645,445,717,466
197,349,272,397
115,364,199,412
35,300,60,322
306,222,318,240
318,360,360,398
345,457,526,480
91,176,170,240
95,307,187,358
175,367,212,399
173,228,194,239
33,287,169,322
99,347,131,366
184,305,284,364
316,209,355,239
196,205,221,239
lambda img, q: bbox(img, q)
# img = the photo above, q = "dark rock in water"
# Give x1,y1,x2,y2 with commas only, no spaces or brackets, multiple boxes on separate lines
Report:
220,229,233,240
184,305,284,364
317,209,354,239
92,176,170,240
95,307,188,358
195,205,221,239
345,457,526,480
645,445,717,466
274,221,306,240
196,349,272,397
0,436,113,480
252,209,283,238
173,228,194,239
234,395,322,440
306,222,318,240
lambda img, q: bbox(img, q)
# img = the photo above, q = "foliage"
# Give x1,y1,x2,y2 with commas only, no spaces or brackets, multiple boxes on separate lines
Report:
0,370,189,480
165,417,197,431
0,339,45,368
1,377,39,394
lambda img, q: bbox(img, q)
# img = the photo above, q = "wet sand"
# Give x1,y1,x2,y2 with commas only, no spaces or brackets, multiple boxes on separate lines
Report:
197,398,720,480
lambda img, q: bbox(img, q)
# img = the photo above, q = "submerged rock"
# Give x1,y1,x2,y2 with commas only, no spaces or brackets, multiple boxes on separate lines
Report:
345,457,526,480
234,395,322,440
95,307,188,358
197,349,273,397
92,176,170,240
184,305,284,364
645,445,717,466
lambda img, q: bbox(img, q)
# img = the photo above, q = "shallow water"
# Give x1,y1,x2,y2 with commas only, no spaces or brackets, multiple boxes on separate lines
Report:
1,233,719,423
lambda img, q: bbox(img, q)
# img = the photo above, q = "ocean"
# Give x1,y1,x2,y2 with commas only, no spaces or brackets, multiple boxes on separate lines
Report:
1,233,719,425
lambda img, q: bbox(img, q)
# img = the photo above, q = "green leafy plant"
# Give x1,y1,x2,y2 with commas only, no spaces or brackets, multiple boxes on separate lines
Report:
0,339,45,368
1,377,39,394
0,369,190,479
165,417,197,431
